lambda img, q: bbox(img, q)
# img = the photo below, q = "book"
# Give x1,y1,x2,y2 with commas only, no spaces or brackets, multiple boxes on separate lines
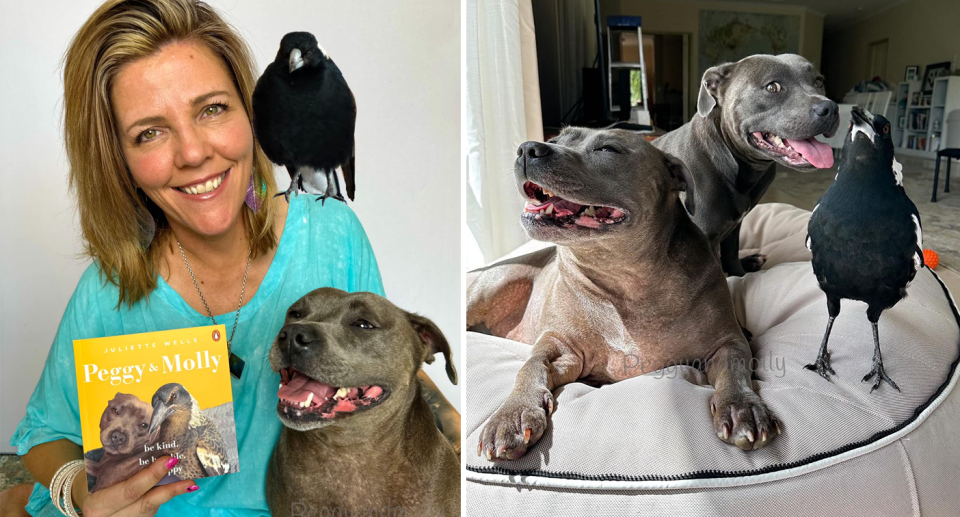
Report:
73,325,239,492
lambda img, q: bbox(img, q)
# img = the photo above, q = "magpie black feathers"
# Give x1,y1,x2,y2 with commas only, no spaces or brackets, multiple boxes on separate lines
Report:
804,106,922,392
253,31,356,203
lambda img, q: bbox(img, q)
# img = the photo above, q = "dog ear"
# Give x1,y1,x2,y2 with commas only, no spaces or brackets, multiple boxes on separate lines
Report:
664,152,696,216
697,63,732,118
407,312,458,385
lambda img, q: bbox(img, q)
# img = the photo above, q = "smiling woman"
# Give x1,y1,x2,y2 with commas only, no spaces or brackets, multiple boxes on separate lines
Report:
3,0,460,516
112,41,258,252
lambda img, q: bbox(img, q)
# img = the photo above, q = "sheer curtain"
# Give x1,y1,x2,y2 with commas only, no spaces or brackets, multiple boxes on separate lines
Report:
465,0,543,269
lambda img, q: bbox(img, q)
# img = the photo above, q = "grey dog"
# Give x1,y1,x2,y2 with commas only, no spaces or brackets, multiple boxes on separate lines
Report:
467,127,780,461
266,288,460,517
654,54,839,276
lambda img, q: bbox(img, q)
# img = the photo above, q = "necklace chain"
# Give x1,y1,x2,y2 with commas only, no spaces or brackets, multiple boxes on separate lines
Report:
177,240,251,351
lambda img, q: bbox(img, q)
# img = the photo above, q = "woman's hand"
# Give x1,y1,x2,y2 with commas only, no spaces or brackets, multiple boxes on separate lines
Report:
79,456,196,517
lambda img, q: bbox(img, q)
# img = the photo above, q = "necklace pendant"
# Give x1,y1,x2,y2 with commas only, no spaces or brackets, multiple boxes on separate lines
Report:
228,350,246,379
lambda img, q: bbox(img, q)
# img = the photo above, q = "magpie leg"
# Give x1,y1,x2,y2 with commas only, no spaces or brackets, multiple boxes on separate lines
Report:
275,168,301,203
805,295,840,380
862,311,900,393
331,169,346,203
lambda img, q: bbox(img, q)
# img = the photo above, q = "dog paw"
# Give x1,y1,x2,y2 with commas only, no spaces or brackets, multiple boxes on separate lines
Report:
710,391,779,451
478,390,553,462
740,254,768,273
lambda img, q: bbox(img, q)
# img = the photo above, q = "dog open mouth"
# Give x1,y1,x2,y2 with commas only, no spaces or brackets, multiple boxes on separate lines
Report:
522,181,626,229
276,367,388,421
748,132,834,169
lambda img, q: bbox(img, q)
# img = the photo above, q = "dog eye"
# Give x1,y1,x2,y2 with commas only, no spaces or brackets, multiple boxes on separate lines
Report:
593,145,620,153
112,407,119,414
172,393,177,401
815,78,824,89
351,319,376,329
140,423,148,428
765,82,782,93
287,309,301,319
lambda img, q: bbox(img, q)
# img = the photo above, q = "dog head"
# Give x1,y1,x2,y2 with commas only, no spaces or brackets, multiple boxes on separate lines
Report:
99,393,154,455
514,127,695,246
270,288,457,431
697,54,838,171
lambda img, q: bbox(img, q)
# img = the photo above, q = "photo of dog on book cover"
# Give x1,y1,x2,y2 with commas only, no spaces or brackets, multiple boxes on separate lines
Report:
83,384,238,492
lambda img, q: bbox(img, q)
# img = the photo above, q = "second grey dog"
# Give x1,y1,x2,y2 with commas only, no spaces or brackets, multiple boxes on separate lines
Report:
654,54,839,276
468,127,779,461
266,288,459,517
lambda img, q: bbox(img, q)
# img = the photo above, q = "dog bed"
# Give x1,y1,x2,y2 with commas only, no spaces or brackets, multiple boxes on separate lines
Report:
464,204,960,516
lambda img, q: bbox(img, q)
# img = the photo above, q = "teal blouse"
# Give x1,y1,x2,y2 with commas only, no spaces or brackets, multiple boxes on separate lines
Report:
11,195,384,516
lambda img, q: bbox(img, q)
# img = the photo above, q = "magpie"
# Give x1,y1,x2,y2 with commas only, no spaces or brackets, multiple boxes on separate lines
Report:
253,32,356,204
804,106,923,392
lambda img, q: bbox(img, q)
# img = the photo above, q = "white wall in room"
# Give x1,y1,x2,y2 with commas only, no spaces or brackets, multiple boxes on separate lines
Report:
0,0,460,454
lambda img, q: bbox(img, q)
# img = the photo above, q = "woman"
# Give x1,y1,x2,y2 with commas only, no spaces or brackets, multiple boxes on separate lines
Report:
5,0,460,515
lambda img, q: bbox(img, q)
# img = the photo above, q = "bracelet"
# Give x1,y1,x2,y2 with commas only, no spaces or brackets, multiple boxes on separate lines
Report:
50,460,84,517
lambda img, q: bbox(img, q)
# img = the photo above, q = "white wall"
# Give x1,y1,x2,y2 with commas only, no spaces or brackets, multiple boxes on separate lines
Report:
0,0,460,453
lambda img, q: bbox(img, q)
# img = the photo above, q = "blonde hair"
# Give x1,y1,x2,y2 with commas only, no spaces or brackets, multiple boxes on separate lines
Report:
63,0,278,307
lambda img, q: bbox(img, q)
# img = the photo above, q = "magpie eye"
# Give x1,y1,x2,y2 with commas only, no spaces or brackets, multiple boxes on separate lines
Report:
765,82,782,93
882,124,890,135
594,145,620,153
815,78,824,89
351,319,375,329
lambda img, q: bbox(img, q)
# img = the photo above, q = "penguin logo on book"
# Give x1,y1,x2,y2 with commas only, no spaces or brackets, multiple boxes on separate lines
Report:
212,330,221,342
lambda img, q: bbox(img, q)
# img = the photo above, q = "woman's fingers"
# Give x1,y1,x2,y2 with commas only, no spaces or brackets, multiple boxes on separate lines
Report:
83,456,191,516
120,479,197,516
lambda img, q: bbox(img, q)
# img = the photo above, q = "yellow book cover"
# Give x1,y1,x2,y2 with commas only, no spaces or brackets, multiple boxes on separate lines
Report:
73,325,239,492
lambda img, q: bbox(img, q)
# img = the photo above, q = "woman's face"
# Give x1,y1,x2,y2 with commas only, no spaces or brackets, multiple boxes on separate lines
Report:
112,40,253,241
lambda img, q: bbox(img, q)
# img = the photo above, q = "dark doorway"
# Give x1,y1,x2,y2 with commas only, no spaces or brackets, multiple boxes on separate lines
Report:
647,33,687,132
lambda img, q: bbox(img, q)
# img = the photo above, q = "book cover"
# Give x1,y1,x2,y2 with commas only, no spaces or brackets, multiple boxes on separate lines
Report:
73,325,239,492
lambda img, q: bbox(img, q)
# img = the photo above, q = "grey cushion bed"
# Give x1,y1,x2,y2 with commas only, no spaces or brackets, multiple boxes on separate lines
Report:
464,204,960,516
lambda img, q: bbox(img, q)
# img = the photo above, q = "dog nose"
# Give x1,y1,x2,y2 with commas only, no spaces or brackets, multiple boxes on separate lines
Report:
812,100,837,118
109,430,127,447
518,141,551,160
278,324,319,352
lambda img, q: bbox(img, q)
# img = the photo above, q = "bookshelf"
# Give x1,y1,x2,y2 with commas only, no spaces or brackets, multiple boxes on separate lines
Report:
895,76,960,158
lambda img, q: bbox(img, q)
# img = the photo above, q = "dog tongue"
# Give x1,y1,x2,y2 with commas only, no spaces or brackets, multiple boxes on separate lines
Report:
277,373,336,404
785,137,834,168
527,197,583,216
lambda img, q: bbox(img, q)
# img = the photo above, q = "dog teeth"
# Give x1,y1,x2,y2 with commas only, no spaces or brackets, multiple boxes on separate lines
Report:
543,188,555,197
545,204,554,215
771,135,783,147
335,387,349,399
584,206,596,217
306,393,314,406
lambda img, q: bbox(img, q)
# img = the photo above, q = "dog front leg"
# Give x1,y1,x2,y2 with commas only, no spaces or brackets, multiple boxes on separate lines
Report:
706,341,780,451
478,335,582,461
720,228,748,276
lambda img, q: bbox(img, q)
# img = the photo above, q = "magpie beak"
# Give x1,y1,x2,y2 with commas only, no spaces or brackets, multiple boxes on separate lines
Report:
289,48,304,72
850,107,877,146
